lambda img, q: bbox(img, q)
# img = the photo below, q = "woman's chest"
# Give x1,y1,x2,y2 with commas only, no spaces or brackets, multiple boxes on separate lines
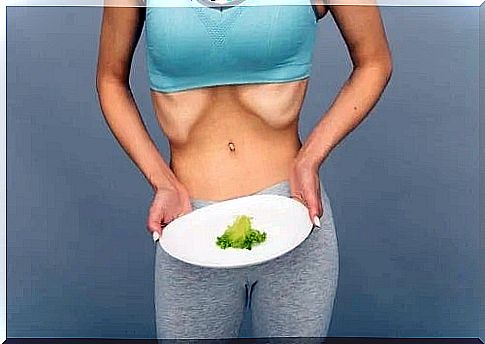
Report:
150,80,309,145
144,3,318,93
145,4,316,59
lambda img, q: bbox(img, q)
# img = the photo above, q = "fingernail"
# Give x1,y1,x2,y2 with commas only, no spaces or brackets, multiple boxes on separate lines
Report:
152,231,160,242
313,216,321,228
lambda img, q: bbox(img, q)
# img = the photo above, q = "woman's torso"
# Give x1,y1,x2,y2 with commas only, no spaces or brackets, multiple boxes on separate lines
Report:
144,0,321,200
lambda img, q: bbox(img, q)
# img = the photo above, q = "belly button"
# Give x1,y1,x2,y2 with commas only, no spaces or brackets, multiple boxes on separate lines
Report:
228,141,236,152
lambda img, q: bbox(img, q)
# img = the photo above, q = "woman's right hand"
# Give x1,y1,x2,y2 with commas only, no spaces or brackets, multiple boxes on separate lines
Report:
147,181,193,241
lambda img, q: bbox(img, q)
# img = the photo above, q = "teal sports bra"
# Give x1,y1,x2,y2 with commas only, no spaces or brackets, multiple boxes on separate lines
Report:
144,0,324,93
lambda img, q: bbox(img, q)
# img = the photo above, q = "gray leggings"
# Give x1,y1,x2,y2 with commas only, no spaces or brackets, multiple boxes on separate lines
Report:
154,179,339,340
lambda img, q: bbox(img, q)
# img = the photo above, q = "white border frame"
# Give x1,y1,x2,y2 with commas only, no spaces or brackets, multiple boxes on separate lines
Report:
1,1,6,342
1,2,483,343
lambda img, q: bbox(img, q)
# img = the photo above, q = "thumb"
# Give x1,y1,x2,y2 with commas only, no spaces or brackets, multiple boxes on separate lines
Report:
182,198,193,215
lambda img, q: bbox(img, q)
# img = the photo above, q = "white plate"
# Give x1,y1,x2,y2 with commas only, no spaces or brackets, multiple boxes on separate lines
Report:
159,194,314,268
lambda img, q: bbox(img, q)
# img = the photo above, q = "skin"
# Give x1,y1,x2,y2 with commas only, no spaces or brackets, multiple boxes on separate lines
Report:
96,1,393,238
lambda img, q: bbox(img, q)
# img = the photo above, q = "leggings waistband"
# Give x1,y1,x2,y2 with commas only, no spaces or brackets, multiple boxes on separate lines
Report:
190,179,291,210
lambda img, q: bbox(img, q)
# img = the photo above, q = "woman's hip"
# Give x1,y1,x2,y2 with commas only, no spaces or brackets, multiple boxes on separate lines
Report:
156,177,339,275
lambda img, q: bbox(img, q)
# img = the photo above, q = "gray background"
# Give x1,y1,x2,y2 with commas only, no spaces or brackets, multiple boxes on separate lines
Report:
7,5,481,338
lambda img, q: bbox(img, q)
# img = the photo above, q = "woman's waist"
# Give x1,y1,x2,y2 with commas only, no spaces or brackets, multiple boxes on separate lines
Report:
170,140,301,201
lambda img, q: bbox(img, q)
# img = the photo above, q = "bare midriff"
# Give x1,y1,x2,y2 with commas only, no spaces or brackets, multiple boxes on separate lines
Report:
149,79,310,201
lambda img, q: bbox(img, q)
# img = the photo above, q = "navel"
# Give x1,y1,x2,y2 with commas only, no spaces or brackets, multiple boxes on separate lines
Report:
228,141,236,152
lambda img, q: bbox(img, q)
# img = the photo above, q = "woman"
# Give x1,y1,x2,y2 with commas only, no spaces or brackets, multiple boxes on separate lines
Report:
96,0,392,339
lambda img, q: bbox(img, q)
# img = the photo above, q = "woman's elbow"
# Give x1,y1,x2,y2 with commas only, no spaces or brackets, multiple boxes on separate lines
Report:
362,55,393,83
95,70,110,96
382,54,393,81
96,73,127,97
378,48,393,81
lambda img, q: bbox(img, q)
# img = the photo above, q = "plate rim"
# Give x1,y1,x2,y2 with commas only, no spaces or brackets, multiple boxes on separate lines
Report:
159,194,313,268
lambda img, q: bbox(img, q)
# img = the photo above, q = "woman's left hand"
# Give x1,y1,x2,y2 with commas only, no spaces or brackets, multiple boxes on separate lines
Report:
288,157,322,228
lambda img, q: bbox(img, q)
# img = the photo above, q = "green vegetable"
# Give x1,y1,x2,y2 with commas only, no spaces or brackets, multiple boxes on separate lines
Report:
216,215,267,250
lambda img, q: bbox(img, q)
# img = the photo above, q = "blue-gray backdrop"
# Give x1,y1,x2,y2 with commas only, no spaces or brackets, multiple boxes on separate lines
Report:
479,4,484,343
7,5,481,339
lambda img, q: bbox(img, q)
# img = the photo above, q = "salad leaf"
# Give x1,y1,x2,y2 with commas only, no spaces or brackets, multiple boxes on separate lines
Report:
216,215,267,250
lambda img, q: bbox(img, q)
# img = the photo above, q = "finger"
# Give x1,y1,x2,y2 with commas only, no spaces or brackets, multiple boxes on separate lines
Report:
307,197,322,228
152,231,160,242
155,216,172,242
316,198,323,218
316,185,323,217
161,213,177,227
161,202,189,225
163,214,177,224
290,192,306,206
309,209,321,228
147,218,163,242
315,188,324,221
292,193,319,226
147,208,167,235
181,199,193,216
186,200,193,213
147,216,162,234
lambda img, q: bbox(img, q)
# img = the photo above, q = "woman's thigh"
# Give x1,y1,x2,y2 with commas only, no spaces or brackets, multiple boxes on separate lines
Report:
154,243,247,339
249,187,339,338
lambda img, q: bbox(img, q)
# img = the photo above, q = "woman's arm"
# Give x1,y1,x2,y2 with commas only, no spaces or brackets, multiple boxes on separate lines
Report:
290,4,392,224
96,5,179,192
297,4,393,169
96,5,192,239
